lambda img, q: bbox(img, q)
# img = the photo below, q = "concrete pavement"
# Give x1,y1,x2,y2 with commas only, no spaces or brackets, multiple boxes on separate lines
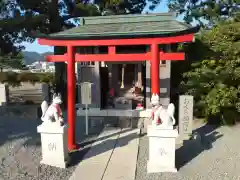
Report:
69,127,140,180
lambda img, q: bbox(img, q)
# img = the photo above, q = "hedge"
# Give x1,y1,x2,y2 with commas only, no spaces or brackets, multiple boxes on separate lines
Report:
0,72,55,86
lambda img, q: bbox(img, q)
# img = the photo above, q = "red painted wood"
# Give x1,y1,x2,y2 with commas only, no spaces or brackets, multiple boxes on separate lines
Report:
108,46,116,54
38,34,194,46
45,54,68,62
45,53,149,62
151,43,160,96
160,52,185,60
45,52,185,62
75,53,150,62
66,46,78,151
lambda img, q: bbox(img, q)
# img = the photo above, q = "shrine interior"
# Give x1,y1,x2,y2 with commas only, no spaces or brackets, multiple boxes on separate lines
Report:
101,62,146,110
54,44,172,110
100,45,147,110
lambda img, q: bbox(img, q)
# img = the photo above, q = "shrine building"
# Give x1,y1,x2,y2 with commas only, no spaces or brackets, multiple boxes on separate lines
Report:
36,12,199,150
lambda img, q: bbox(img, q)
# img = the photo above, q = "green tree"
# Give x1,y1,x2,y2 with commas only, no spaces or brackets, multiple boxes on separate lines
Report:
0,52,25,72
0,0,160,70
8,0,158,38
167,0,240,26
181,18,240,124
0,1,26,71
0,1,28,63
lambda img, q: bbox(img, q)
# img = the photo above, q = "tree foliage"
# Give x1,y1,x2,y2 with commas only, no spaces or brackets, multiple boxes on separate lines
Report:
0,0,160,60
0,52,25,72
0,1,26,65
167,0,240,26
3,0,159,36
0,71,55,86
181,18,240,124
0,0,160,74
0,1,25,71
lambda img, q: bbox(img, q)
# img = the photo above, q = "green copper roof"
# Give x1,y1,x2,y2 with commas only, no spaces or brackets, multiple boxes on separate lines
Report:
36,12,199,40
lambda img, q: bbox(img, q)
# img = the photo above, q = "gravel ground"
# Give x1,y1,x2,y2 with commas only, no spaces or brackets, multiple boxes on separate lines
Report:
135,123,240,180
0,116,103,180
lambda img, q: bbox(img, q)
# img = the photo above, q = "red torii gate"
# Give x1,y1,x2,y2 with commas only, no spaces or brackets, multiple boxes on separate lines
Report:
36,13,199,151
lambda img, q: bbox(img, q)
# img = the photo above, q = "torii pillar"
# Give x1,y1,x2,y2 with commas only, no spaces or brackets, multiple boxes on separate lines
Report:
67,45,78,150
150,43,160,103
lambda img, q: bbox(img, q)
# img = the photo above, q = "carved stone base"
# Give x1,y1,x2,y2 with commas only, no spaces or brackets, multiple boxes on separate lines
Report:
40,159,68,169
37,124,68,168
147,125,178,173
147,162,177,173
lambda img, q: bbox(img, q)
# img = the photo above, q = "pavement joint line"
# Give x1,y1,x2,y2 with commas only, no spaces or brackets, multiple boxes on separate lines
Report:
101,129,121,180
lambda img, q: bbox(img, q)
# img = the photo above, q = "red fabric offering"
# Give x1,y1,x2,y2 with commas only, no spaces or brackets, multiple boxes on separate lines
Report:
151,111,154,120
54,104,63,117
109,88,114,97
157,117,161,124
151,111,161,124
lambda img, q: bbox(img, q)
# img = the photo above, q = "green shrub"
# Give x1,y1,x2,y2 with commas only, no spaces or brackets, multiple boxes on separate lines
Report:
37,73,55,84
181,20,240,125
0,72,55,85
0,72,8,82
17,72,39,84
0,72,20,86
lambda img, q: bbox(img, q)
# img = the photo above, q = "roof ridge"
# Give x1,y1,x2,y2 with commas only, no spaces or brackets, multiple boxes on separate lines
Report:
79,12,176,25
81,19,178,26
81,12,175,19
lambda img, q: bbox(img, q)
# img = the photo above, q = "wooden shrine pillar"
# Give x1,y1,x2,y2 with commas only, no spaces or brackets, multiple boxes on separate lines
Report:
150,43,160,102
67,46,77,150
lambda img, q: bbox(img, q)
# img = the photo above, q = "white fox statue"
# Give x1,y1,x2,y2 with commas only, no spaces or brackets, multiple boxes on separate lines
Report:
41,93,64,126
151,103,176,128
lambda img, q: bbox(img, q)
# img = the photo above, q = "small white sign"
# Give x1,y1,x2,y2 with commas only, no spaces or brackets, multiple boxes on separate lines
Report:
80,82,92,135
80,82,92,105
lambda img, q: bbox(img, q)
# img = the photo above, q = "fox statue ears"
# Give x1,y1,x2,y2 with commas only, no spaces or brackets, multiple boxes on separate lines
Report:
58,93,62,98
52,93,62,104
53,93,62,99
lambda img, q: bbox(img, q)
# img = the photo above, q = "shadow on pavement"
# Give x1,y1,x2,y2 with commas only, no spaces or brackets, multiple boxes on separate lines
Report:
0,114,104,152
176,123,223,169
0,117,42,148
68,129,138,167
78,128,134,147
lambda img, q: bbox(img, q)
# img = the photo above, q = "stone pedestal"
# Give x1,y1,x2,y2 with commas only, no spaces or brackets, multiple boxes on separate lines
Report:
147,125,178,173
37,123,69,168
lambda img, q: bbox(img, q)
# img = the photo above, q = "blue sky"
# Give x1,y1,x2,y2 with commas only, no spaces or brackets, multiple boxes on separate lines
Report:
23,1,170,53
